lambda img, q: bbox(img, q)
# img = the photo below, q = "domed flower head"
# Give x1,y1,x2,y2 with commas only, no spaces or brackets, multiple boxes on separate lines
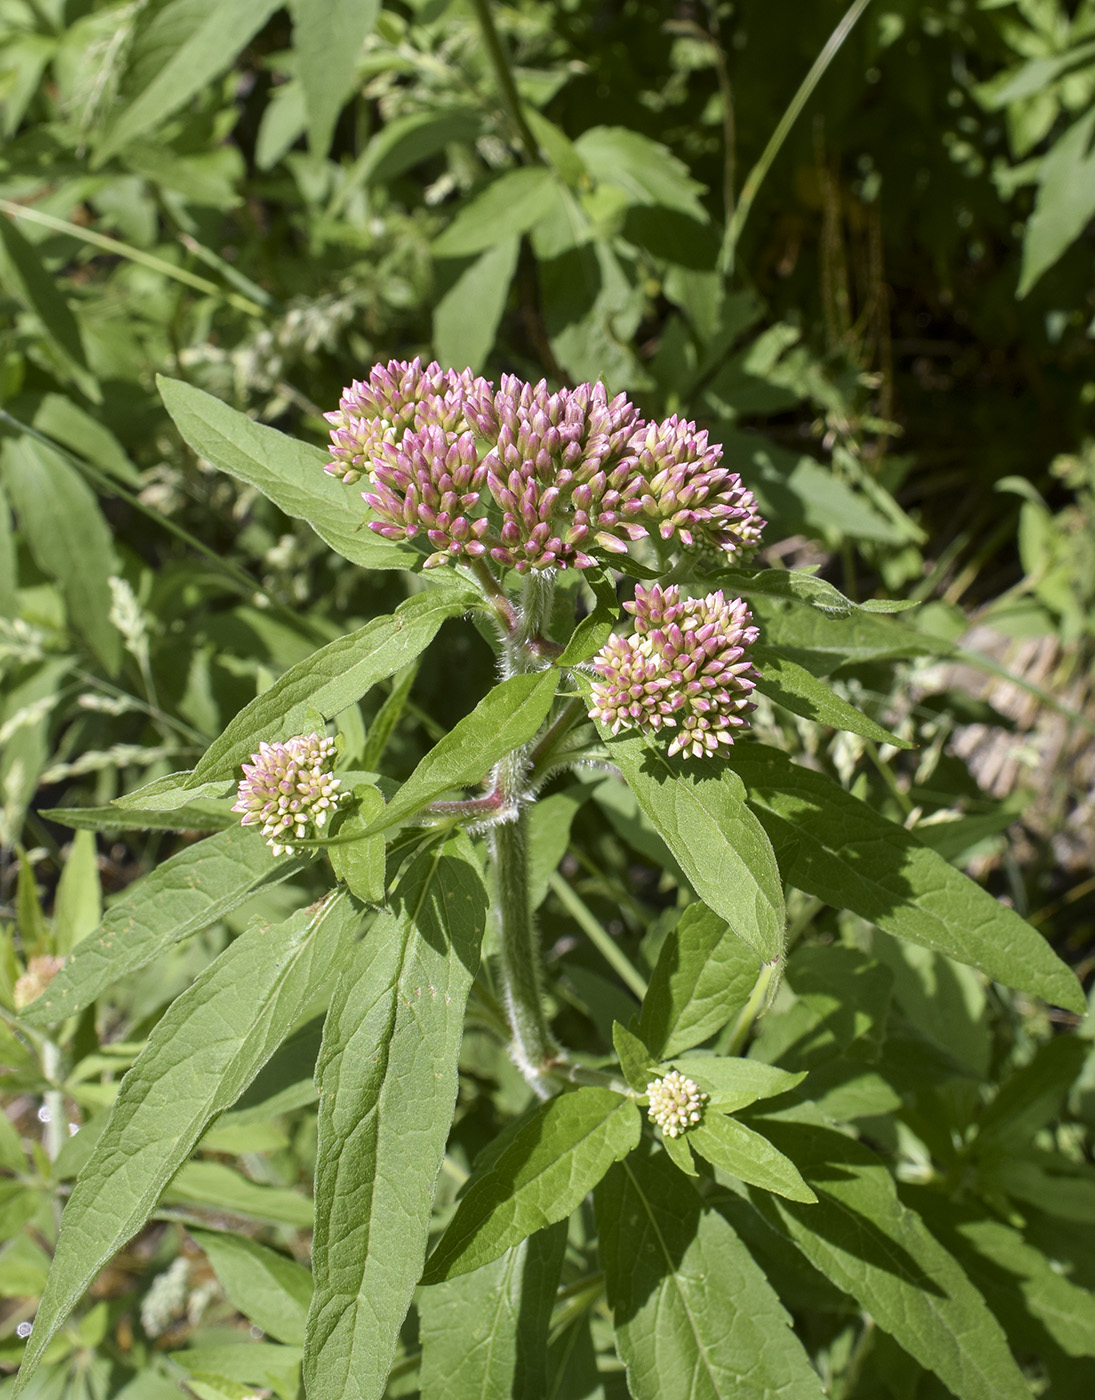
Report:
647,1070,707,1137
232,733,343,856
325,358,483,485
589,583,760,757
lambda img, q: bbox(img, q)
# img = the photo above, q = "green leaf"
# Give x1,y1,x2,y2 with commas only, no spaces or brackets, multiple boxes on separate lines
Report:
574,127,708,221
688,1114,816,1203
288,0,380,158
1019,107,1095,296
745,593,945,675
752,645,912,747
595,1145,824,1400
0,481,16,617
97,0,284,161
975,1034,1089,1149
668,1057,805,1112
433,168,559,257
613,1020,656,1091
304,832,487,1400
53,830,101,956
637,902,762,1059
354,107,483,186
749,1116,1030,1400
2,438,120,673
556,569,619,667
418,1223,567,1400
188,590,471,790
19,826,309,1026
14,892,361,1394
597,723,785,967
715,567,916,619
527,787,585,912
731,743,1085,1012
157,375,418,570
40,803,235,833
433,237,520,374
328,786,386,903
164,1160,313,1227
365,670,558,833
423,1088,642,1284
0,217,87,370
191,1230,313,1344
168,1344,301,1399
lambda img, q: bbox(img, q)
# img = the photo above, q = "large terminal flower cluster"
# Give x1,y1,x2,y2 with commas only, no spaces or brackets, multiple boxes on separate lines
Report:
325,358,764,571
589,584,760,758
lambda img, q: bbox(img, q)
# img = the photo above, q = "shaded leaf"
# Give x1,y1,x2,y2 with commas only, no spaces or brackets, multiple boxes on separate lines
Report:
688,1113,816,1203
1019,107,1095,296
433,237,520,374
191,1230,313,1344
0,217,87,370
289,0,379,158
434,168,559,257
753,645,912,747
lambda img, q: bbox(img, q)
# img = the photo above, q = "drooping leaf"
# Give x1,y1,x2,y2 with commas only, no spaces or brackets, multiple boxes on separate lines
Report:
354,107,483,186
97,0,284,161
752,645,912,747
974,1034,1089,1149
597,723,785,967
418,1222,567,1400
288,0,379,158
14,893,361,1393
187,589,473,789
2,438,120,673
423,1088,642,1284
190,1230,313,1344
731,743,1085,1012
637,902,762,1058
157,375,418,570
595,1145,824,1400
303,833,487,1400
748,1115,1031,1400
687,1113,816,1203
433,237,520,374
746,592,945,676
19,826,309,1026
364,670,558,833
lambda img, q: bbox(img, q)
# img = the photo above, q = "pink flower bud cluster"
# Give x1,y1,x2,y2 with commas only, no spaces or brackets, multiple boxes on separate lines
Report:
324,359,765,570
232,733,342,856
589,584,760,758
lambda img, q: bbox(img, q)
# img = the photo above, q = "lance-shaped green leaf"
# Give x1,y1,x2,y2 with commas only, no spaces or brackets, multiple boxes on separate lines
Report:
713,567,918,618
731,743,1084,1012
289,0,380,158
669,1057,805,1113
365,670,558,834
749,1116,1030,1400
752,645,912,747
304,833,487,1400
41,802,235,832
746,593,946,675
20,826,309,1027
973,1033,1088,1150
638,902,762,1058
598,724,785,967
423,1088,642,1285
14,892,361,1394
595,1146,824,1400
0,216,87,371
157,375,418,570
687,1114,815,1203
187,590,472,791
112,771,234,812
191,1230,313,1345
418,1222,567,1400
556,569,619,667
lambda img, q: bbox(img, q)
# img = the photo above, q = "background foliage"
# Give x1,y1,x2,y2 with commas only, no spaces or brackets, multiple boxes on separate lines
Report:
1,1,1094,1397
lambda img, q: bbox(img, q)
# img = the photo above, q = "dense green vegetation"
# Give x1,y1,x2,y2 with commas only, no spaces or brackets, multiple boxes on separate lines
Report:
1,2,1093,1398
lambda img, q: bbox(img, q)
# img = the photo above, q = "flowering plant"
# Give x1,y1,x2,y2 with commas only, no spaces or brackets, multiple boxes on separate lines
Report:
13,363,1084,1400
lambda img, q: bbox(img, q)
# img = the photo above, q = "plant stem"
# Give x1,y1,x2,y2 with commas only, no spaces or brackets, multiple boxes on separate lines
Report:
722,957,782,1056
493,811,556,1094
40,1039,66,1163
468,0,541,165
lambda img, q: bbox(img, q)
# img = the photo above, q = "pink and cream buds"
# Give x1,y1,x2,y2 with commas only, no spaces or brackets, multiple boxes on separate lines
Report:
233,733,343,856
589,584,760,758
324,360,765,571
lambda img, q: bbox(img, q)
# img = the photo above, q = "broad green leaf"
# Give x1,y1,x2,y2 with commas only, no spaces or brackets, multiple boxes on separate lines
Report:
749,1116,1030,1400
354,107,483,186
752,645,912,747
304,833,487,1400
975,1034,1088,1149
688,1114,815,1203
2,438,120,673
168,1344,301,1399
191,1230,313,1344
0,217,87,370
328,786,386,903
52,830,101,956
423,1088,642,1284
19,826,309,1027
746,593,945,675
434,236,520,373
187,590,471,789
574,127,708,221
668,1057,805,1112
157,375,418,570
731,743,1085,1012
30,393,141,486
638,902,762,1058
14,893,360,1393
418,1222,567,1400
289,0,379,158
595,1145,824,1400
433,168,559,257
164,1161,313,1227
1019,107,1095,296
41,803,235,832
598,725,785,967
365,670,558,833
97,0,283,161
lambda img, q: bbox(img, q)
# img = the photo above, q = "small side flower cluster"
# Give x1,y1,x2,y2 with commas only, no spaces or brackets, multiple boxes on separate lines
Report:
325,359,764,571
589,583,760,758
14,954,63,1011
647,1070,707,1137
232,733,342,856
